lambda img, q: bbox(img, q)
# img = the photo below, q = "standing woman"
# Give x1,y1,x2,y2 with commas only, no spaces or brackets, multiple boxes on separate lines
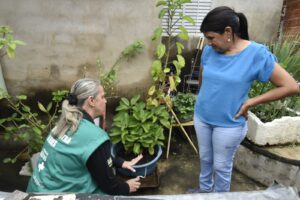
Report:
192,6,299,193
27,78,142,195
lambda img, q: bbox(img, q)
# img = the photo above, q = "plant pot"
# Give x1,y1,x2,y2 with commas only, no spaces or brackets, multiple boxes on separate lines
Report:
247,111,300,145
111,143,162,177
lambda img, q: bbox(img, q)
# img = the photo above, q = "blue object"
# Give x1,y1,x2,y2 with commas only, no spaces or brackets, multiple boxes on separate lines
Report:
111,144,162,177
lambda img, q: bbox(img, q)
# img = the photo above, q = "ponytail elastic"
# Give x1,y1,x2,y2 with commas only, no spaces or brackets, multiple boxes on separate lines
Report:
66,93,78,106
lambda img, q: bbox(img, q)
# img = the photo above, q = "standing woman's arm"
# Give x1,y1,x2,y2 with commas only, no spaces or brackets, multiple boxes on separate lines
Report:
235,63,299,118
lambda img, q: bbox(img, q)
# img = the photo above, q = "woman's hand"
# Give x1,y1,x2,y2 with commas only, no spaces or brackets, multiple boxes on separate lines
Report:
122,154,143,172
126,177,141,192
234,99,253,119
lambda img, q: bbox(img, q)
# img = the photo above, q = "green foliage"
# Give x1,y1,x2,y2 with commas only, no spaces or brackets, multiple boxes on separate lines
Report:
250,99,299,123
269,34,300,80
0,26,26,59
148,0,195,106
97,40,144,97
110,95,170,155
110,1,194,157
173,92,196,122
0,89,68,163
249,34,300,122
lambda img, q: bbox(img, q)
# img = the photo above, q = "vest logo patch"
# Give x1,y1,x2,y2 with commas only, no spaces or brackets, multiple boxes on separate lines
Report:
60,135,72,144
40,148,48,162
38,161,45,172
47,135,57,147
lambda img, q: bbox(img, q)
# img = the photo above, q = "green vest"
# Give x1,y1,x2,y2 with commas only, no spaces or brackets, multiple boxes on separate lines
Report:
27,119,109,194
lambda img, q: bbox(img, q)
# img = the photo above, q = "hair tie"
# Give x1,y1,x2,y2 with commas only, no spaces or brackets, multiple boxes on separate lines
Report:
66,93,77,106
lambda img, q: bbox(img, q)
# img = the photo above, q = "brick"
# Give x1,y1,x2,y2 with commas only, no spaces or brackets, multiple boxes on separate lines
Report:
285,8,300,18
287,0,300,10
284,26,300,34
284,18,300,27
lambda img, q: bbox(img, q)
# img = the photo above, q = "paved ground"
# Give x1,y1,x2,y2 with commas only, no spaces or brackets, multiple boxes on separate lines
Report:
134,128,266,195
0,127,266,195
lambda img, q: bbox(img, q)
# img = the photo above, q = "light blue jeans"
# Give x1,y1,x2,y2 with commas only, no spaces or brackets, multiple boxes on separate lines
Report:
194,115,248,192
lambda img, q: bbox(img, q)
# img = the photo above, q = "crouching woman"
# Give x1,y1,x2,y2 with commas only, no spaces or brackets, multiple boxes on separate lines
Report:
27,78,141,195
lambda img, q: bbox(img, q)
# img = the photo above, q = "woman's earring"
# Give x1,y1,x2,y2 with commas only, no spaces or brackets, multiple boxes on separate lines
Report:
227,38,231,42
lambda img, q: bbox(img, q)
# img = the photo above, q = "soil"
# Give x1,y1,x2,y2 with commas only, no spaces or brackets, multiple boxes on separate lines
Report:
116,146,158,165
0,150,30,192
265,145,300,161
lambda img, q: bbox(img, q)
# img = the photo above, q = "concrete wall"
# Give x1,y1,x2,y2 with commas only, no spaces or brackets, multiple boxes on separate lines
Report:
0,0,284,97
0,0,159,97
212,0,284,42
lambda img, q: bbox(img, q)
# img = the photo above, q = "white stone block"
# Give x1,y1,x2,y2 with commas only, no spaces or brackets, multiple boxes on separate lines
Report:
247,111,300,145
234,145,300,190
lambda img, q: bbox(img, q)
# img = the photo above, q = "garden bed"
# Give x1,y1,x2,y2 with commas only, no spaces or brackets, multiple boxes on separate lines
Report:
247,111,300,145
234,139,300,191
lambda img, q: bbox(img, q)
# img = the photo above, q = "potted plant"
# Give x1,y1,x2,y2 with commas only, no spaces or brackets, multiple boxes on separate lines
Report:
172,92,196,122
147,0,195,107
146,0,197,137
110,95,169,176
247,34,300,145
109,0,197,176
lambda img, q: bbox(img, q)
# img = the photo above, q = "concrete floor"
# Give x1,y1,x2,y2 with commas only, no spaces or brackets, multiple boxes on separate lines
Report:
134,128,266,195
0,128,266,195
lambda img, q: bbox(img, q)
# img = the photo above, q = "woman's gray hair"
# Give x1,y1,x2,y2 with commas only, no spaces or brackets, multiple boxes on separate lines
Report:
52,78,101,137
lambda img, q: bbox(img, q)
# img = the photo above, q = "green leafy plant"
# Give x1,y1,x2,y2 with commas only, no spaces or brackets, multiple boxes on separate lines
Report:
147,0,195,136
0,25,26,92
250,99,299,123
109,0,195,157
249,34,300,122
147,0,195,107
97,40,144,97
0,89,68,163
110,95,170,155
173,92,196,122
0,26,26,58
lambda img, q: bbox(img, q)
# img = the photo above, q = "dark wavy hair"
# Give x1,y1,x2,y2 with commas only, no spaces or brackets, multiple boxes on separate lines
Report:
200,6,249,40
